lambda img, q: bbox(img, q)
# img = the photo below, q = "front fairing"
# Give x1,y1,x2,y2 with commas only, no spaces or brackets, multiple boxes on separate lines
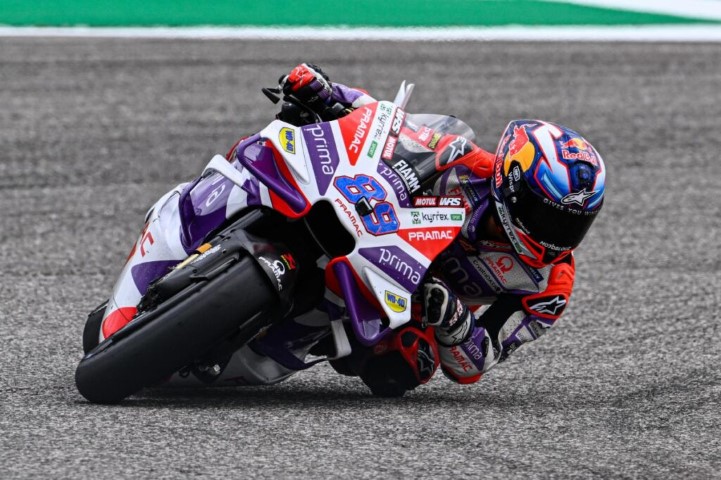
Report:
227,101,471,344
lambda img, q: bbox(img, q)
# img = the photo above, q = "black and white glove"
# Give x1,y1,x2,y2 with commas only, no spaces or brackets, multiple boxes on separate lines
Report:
279,63,333,111
423,278,473,347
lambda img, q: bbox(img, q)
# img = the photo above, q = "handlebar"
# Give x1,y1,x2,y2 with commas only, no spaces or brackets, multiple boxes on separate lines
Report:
262,86,348,125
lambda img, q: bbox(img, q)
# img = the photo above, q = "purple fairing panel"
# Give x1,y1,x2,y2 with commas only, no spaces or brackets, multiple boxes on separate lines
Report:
178,175,233,252
301,123,339,196
178,160,262,253
235,134,307,213
357,246,425,293
131,260,180,296
332,261,390,346
250,319,330,371
376,161,412,207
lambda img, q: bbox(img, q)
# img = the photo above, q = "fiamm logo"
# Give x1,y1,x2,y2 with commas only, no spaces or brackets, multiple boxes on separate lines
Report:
280,127,296,154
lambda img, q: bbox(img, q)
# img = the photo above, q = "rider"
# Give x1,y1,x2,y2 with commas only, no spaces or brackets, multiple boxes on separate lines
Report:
267,64,606,393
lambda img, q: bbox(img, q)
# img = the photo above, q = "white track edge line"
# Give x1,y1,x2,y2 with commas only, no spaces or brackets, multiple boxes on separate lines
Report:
2,26,721,41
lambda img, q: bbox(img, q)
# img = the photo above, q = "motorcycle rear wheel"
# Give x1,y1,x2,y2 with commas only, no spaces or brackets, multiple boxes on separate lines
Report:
75,257,277,404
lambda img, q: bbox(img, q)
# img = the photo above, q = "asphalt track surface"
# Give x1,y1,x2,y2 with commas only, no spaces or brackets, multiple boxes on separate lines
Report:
1,39,720,478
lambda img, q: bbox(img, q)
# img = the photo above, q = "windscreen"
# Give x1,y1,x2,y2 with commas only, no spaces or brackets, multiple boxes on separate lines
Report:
383,113,476,194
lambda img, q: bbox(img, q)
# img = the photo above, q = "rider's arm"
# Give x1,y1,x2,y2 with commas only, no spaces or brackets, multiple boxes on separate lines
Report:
328,82,376,109
225,65,377,159
432,258,575,384
280,63,376,115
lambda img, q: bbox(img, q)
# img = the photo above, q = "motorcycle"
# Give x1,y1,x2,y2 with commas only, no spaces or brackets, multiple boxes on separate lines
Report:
75,82,486,403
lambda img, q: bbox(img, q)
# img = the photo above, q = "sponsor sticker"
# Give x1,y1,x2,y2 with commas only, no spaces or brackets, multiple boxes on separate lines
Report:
378,247,423,284
561,188,596,207
384,291,408,313
358,246,426,291
428,132,442,149
280,253,297,270
368,140,378,158
190,244,221,265
411,211,422,225
333,198,363,238
390,159,421,194
302,123,339,195
408,229,454,241
439,136,472,166
373,110,390,140
413,196,438,207
421,212,450,224
439,196,462,207
496,255,514,273
418,126,433,142
391,110,405,136
279,127,296,154
451,213,463,221
349,107,373,155
526,295,568,317
258,255,288,291
377,163,410,207
382,136,397,160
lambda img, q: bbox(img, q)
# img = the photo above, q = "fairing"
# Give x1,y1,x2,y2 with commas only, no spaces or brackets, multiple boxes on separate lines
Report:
234,102,472,344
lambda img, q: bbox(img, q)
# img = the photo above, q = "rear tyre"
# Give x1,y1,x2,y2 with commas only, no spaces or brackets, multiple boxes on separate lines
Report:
82,300,107,354
75,257,278,404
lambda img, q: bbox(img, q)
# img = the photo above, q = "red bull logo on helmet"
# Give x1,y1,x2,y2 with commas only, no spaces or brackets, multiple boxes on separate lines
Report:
495,123,536,189
508,125,530,156
560,137,599,167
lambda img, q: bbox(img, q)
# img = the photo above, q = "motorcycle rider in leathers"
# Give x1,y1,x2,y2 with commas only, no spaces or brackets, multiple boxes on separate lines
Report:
100,63,606,396
232,63,606,395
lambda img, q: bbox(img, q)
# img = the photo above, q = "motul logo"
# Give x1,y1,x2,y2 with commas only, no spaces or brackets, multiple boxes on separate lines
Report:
413,196,437,207
382,136,397,160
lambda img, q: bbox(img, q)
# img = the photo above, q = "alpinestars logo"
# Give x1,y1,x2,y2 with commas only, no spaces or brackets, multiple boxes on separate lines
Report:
440,136,472,167
527,296,567,316
561,189,596,207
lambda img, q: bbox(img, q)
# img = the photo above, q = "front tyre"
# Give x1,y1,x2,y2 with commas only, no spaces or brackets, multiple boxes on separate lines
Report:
75,257,278,404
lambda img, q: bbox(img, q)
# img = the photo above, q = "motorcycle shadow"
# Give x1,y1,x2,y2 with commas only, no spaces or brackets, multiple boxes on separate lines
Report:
100,382,469,409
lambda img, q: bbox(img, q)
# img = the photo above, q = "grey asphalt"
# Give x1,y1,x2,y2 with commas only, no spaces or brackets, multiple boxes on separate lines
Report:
1,39,719,478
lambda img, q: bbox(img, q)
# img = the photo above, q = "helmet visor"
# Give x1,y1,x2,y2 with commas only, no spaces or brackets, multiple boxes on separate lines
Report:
508,188,600,252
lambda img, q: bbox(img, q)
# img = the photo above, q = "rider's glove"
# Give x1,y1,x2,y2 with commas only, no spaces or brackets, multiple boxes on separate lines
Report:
279,63,333,108
423,278,474,347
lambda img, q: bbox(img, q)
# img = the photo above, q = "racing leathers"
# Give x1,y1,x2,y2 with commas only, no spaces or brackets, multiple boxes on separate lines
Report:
426,164,575,383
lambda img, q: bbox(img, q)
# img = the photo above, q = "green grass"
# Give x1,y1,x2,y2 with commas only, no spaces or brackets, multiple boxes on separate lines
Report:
1,0,718,27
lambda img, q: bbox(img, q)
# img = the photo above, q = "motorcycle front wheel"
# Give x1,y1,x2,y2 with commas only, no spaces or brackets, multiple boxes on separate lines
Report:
75,256,278,404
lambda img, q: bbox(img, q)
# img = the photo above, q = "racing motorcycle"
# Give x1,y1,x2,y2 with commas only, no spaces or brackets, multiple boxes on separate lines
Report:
75,82,485,404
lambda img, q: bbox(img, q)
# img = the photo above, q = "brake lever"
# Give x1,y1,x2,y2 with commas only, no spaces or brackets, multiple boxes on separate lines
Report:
262,87,283,104
262,86,347,123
